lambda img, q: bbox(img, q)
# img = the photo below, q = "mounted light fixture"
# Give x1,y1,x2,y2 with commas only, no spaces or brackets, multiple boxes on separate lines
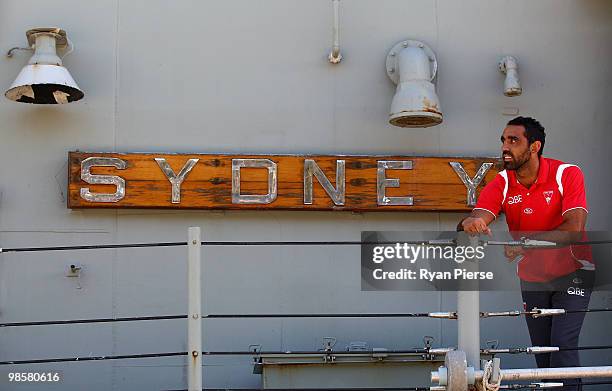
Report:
498,56,522,97
5,28,84,104
386,39,442,128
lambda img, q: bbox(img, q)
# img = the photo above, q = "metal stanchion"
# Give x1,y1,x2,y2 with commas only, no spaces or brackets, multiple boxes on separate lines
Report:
188,227,202,391
457,236,480,372
457,291,480,369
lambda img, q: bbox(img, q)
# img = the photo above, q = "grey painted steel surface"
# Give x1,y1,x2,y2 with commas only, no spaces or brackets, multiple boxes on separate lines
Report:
261,354,443,389
0,1,611,390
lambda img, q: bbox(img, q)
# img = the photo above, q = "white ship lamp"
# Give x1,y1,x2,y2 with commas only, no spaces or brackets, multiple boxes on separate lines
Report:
5,28,84,104
386,39,442,128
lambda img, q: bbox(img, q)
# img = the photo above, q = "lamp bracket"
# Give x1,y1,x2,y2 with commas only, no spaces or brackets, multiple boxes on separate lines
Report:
386,39,437,84
26,28,68,49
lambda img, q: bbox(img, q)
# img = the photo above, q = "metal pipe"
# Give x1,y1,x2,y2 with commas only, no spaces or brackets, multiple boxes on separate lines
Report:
502,384,563,390
202,348,454,356
328,0,342,63
480,310,522,318
199,388,431,391
487,366,612,381
483,346,560,355
205,312,445,318
431,366,612,383
458,291,480,370
457,237,480,370
187,227,202,391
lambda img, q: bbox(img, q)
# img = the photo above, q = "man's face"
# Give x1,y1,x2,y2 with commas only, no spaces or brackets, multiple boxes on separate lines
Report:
501,125,533,170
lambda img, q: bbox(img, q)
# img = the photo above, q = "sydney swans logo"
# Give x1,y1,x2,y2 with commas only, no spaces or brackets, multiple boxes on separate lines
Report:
543,190,553,205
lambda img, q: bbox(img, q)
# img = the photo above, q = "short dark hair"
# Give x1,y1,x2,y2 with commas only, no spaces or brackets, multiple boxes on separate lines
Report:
507,116,546,156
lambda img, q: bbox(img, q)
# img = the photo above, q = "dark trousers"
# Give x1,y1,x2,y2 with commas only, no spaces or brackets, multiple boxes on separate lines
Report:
521,273,592,391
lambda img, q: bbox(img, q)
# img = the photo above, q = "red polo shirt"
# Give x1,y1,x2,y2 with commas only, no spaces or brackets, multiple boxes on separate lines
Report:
474,157,592,282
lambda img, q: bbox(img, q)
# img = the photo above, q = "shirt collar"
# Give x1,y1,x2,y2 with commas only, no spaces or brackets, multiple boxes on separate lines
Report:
535,156,549,186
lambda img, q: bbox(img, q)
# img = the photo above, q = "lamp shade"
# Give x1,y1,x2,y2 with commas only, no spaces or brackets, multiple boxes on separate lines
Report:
5,28,84,104
5,64,83,104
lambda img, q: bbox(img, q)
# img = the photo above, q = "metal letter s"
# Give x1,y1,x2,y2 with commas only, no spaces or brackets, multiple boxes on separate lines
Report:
80,157,127,203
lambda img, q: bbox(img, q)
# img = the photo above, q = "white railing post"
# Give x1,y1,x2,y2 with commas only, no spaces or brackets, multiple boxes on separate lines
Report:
457,236,480,370
188,227,202,391
457,291,480,370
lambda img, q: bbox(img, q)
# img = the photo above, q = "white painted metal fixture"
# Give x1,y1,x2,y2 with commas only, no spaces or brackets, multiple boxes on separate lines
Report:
5,28,84,104
498,55,522,96
386,39,442,128
328,0,342,64
187,227,203,391
433,350,612,391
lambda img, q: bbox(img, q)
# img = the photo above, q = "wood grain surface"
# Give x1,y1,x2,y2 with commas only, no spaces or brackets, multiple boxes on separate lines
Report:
68,152,501,212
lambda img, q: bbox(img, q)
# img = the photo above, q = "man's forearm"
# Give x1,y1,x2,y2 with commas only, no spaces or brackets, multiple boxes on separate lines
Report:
528,224,583,245
525,209,587,245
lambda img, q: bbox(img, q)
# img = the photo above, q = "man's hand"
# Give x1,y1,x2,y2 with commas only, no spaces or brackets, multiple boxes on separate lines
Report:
504,245,525,262
461,217,492,235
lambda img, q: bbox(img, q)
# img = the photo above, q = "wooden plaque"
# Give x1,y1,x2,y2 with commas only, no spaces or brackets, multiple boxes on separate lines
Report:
68,152,500,212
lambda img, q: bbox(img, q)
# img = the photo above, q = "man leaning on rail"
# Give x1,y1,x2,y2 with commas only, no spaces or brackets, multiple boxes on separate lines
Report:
458,116,594,391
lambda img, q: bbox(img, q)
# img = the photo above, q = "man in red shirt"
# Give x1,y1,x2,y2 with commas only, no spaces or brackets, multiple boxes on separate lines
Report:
459,117,593,391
